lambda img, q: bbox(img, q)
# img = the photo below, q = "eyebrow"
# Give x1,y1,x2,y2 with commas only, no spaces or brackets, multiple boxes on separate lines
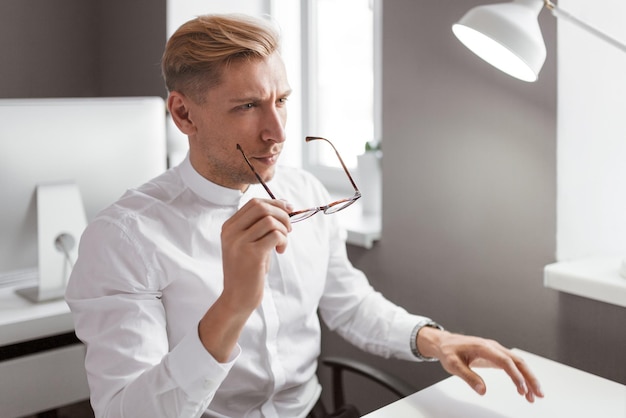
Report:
229,89,293,104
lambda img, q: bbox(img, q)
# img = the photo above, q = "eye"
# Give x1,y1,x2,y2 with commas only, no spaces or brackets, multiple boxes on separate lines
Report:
240,103,255,110
277,97,288,106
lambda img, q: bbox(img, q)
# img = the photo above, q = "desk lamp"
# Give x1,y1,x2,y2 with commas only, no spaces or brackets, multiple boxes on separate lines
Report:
453,0,626,280
452,0,626,82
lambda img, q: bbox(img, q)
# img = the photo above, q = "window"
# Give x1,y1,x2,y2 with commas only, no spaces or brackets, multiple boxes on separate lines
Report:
167,0,380,196
300,0,380,193
272,0,382,247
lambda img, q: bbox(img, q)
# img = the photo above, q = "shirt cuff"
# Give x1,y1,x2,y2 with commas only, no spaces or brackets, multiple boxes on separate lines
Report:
166,329,241,401
386,313,432,361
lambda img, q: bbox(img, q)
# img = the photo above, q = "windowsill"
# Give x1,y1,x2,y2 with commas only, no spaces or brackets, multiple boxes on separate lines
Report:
337,209,381,249
544,256,626,308
330,195,381,249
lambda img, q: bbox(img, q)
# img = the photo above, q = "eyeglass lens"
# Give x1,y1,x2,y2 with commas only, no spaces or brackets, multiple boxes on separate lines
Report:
237,138,361,222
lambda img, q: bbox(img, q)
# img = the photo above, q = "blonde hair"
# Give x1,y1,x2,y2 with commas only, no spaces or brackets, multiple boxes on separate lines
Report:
161,14,280,102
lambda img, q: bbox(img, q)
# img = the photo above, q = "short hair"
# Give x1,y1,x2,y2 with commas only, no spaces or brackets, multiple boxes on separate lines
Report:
161,14,281,102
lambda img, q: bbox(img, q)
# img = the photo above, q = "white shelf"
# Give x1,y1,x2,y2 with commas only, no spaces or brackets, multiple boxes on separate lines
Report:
544,256,626,308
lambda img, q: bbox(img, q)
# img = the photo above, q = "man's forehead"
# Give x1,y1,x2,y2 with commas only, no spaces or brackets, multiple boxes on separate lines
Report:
210,54,290,98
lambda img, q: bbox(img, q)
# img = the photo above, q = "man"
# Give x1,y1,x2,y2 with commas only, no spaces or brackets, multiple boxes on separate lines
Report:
66,13,543,418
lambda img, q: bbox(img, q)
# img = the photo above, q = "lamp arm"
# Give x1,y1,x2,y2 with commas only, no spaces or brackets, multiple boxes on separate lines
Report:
544,0,626,54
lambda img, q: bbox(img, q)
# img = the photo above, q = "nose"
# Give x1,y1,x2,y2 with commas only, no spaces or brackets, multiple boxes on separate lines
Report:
260,104,286,144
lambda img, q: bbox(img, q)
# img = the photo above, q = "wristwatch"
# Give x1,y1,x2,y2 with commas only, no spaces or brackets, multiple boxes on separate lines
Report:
410,320,444,362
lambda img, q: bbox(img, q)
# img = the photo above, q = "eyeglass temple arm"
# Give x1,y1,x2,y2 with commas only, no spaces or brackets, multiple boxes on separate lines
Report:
236,144,277,199
305,136,360,193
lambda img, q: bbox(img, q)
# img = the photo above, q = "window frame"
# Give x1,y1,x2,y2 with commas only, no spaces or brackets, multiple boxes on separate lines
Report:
299,0,382,194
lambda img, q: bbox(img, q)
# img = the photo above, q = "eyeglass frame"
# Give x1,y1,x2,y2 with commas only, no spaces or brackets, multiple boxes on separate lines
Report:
236,136,361,223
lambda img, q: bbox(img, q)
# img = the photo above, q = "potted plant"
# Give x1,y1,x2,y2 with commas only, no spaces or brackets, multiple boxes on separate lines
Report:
357,140,382,216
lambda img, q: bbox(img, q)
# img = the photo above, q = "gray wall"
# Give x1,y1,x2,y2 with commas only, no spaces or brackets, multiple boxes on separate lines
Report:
319,0,626,414
2,0,625,416
0,0,166,98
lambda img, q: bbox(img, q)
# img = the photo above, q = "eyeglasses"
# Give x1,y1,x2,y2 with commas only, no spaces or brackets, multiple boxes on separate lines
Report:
237,136,361,223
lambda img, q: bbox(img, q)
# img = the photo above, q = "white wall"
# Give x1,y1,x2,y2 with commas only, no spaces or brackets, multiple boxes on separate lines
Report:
557,0,626,260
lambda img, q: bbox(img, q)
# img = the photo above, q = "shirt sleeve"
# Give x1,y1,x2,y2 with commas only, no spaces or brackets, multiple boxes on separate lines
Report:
65,216,238,418
316,196,430,362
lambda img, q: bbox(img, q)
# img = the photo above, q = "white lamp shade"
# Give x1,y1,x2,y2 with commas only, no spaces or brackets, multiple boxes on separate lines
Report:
452,0,547,82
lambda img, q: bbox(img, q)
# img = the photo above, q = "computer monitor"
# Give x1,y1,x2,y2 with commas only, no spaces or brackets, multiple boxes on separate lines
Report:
0,97,167,302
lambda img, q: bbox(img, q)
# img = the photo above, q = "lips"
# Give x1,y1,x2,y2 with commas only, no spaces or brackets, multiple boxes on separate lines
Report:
253,154,278,166
250,148,281,166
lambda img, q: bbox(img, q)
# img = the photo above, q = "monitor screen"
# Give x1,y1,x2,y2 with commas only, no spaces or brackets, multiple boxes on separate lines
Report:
0,97,167,299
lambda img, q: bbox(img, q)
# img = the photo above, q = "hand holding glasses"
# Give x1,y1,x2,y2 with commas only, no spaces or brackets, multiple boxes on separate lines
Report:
237,136,361,223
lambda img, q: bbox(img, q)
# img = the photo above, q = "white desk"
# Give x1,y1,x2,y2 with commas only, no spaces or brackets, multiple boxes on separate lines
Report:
0,282,74,346
0,283,89,418
364,349,626,418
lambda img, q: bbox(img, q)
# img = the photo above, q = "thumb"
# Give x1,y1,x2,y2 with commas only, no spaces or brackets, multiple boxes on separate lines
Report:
451,364,486,396
472,378,487,396
464,371,486,396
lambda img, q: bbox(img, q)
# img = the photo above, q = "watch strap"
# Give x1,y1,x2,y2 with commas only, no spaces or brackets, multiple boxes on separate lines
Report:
410,320,444,362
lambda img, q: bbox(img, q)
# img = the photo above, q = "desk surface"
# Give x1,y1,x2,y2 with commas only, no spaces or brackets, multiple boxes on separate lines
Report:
364,349,626,418
0,284,73,346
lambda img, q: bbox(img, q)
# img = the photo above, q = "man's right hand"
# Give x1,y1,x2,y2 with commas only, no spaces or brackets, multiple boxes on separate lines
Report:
198,198,292,362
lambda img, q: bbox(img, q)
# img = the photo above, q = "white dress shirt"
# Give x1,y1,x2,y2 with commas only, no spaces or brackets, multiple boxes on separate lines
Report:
66,156,429,418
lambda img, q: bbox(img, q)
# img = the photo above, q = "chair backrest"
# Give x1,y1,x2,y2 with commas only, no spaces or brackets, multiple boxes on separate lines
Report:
322,356,415,413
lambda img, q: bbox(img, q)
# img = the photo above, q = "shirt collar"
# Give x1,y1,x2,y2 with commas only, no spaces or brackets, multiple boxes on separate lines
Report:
178,153,268,207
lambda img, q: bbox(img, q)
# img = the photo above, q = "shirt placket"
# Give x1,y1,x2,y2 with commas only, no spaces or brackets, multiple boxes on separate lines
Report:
259,252,286,416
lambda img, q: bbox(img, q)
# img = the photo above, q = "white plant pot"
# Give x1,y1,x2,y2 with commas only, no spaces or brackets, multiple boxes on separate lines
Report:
357,151,382,216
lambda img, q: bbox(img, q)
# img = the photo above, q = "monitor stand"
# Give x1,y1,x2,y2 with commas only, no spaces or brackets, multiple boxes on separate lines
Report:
16,182,87,303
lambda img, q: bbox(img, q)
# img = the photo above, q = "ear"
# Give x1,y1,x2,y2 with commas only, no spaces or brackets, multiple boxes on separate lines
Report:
167,92,196,136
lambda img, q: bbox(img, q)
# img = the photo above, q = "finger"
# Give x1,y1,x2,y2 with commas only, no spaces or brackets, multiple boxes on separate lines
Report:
514,356,544,400
251,222,290,253
461,342,527,398
462,368,487,395
440,335,544,403
278,198,295,214
484,347,543,402
491,351,531,398
501,357,529,396
243,204,290,238
221,202,291,271
227,199,291,237
237,198,293,231
442,357,487,396
472,376,487,396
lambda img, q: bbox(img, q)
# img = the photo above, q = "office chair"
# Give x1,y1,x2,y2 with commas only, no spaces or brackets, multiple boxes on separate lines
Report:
321,356,415,414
